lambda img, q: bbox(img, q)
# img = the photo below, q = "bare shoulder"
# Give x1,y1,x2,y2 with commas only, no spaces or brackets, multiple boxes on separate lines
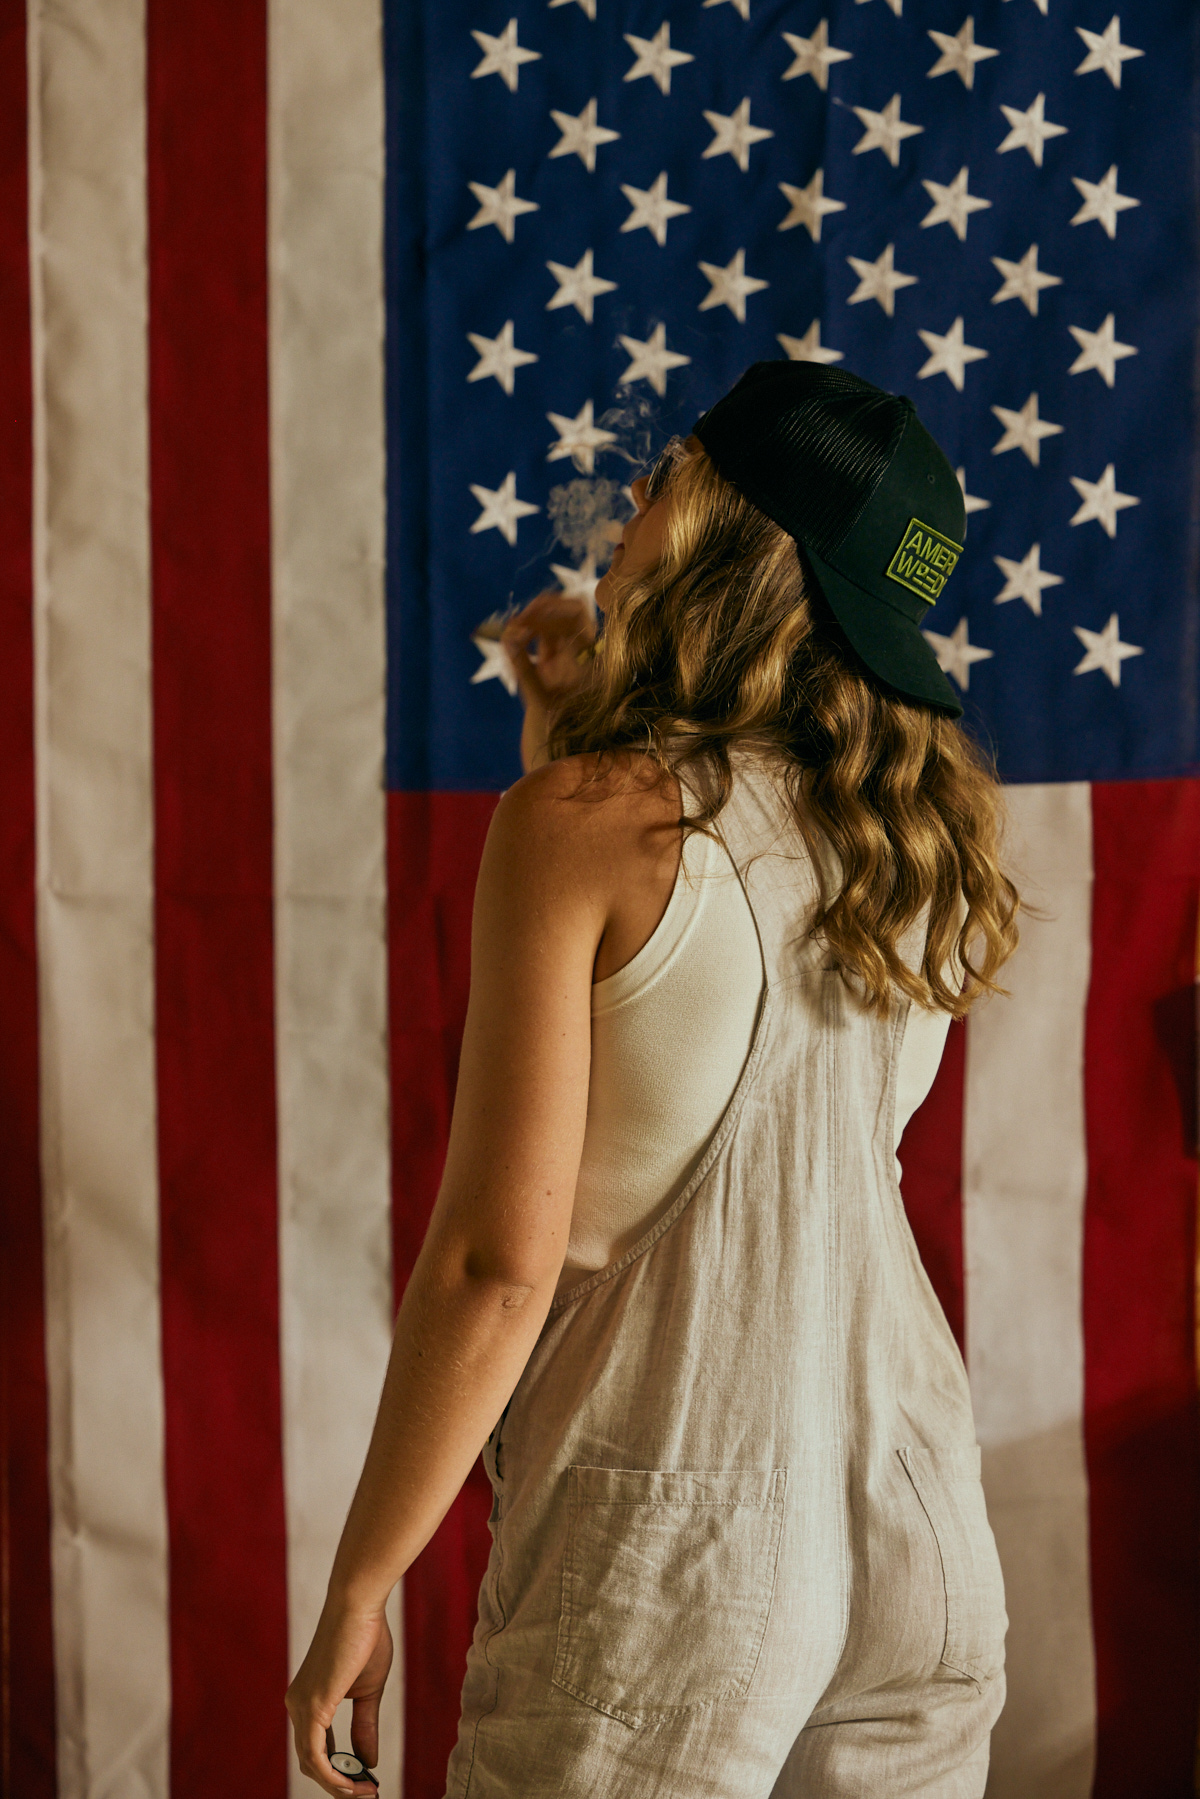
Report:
489,751,680,866
482,753,682,971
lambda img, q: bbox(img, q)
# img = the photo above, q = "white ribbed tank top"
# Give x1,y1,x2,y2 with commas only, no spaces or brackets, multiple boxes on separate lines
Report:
563,827,952,1283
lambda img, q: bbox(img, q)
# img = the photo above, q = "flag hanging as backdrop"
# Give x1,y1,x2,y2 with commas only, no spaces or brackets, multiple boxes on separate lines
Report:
2,3,1198,1799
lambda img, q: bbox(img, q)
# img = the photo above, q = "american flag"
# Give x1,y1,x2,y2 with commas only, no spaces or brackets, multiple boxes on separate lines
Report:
2,3,1197,1798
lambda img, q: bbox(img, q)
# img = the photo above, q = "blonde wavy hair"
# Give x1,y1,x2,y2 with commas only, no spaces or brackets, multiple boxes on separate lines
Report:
547,436,1019,1017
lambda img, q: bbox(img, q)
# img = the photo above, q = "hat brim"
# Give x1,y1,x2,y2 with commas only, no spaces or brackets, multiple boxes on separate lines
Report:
804,543,963,718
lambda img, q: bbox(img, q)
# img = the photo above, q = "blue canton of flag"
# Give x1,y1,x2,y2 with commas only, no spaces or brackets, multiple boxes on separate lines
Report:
386,0,1198,791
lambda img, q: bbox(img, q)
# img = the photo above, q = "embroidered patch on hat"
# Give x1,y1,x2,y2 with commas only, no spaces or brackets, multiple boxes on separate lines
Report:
884,517,963,604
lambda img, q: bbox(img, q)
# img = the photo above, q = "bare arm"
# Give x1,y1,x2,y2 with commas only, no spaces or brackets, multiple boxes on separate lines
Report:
286,767,603,1794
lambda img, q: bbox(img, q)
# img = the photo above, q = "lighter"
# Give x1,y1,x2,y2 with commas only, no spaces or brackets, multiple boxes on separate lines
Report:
330,1749,379,1788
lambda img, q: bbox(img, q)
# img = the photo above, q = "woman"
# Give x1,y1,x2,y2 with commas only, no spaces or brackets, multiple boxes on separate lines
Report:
286,362,1019,1798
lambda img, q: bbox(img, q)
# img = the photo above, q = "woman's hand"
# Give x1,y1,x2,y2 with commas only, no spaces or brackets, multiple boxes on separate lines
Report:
286,1602,393,1796
502,589,597,771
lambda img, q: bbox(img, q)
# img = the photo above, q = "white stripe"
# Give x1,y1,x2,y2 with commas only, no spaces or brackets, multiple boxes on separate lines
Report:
28,3,172,1795
266,3,398,1790
963,784,1096,1798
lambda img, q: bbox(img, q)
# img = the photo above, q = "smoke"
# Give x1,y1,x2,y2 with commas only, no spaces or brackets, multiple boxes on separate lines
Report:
546,477,630,567
546,387,664,567
597,387,661,471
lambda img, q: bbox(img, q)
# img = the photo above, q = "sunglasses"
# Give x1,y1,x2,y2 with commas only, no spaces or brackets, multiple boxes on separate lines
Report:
644,436,684,504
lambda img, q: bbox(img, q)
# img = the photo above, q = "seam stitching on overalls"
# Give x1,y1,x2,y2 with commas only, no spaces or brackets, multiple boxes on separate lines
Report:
551,1470,788,1730
898,1449,987,1694
826,977,853,1668
460,1469,510,1795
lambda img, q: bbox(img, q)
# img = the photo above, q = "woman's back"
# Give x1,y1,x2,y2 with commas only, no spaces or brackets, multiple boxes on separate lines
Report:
564,758,955,1283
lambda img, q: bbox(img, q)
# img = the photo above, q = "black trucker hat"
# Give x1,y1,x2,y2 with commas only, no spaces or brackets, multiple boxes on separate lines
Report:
693,361,966,717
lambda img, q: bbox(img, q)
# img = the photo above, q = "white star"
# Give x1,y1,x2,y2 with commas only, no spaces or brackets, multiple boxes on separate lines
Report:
705,0,751,16
991,394,1063,466
624,24,694,95
466,320,539,395
917,317,988,392
470,472,539,546
618,322,691,395
857,0,903,16
851,94,924,167
1006,0,1049,13
549,98,619,172
1069,464,1139,538
923,618,994,691
620,172,691,245
957,468,991,515
1076,17,1143,88
1068,314,1137,388
1071,165,1139,239
550,555,600,612
778,169,845,242
781,20,852,91
467,169,539,243
549,0,596,17
703,98,774,172
546,400,618,475
993,543,1063,615
778,320,843,365
470,615,519,695
927,19,999,90
698,249,768,322
1074,613,1143,685
546,249,616,323
997,93,1067,167
990,244,1062,316
920,167,991,241
471,20,541,93
847,244,918,318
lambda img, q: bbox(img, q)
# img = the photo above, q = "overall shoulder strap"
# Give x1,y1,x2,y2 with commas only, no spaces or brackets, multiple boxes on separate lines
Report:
688,749,829,988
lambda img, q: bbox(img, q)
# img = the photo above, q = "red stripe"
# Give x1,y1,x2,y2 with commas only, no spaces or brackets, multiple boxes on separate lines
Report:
898,1017,967,1356
0,4,57,1788
1085,779,1200,1795
388,792,498,1799
146,7,288,1791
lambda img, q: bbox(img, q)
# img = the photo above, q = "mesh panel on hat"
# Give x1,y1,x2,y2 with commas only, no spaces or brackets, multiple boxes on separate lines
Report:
694,363,911,561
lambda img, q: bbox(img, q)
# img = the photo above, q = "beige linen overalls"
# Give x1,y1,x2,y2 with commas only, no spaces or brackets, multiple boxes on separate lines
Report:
446,754,1007,1798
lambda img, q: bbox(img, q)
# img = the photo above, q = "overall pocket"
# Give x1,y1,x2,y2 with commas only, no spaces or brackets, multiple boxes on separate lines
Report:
899,1445,1008,1683
552,1465,787,1729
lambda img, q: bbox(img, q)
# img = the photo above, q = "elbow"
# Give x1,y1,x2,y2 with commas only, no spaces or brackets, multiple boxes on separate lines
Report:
493,1280,538,1315
459,1243,561,1302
